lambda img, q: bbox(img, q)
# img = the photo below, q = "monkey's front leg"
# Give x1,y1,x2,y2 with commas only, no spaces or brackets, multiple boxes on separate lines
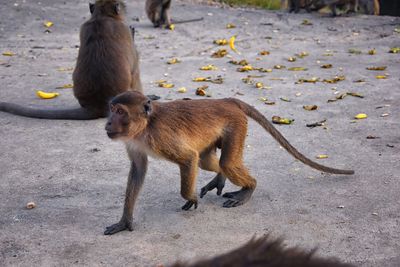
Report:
179,156,199,210
104,151,148,235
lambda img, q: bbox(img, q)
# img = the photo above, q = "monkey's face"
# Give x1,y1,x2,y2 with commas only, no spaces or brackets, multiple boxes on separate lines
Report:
105,92,152,140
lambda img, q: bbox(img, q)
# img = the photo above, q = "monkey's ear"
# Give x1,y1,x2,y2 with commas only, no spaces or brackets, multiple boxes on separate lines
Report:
114,2,120,15
143,100,152,116
89,3,95,14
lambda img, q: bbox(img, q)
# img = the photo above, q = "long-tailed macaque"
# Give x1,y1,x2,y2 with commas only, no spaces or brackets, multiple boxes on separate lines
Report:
170,236,355,267
0,0,143,120
145,0,203,28
104,91,354,233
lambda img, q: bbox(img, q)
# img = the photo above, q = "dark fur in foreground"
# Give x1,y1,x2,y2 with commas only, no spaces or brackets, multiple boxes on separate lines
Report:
170,236,355,267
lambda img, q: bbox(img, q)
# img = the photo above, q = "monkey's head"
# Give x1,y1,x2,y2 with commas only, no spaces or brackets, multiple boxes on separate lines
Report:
89,0,126,19
105,91,152,140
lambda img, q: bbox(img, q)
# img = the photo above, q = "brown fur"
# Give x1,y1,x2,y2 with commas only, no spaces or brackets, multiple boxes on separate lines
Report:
0,0,142,119
170,236,355,267
105,91,354,214
145,0,203,28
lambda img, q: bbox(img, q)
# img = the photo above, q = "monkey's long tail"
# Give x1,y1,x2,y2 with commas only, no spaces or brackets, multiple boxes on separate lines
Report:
0,102,101,120
230,99,354,175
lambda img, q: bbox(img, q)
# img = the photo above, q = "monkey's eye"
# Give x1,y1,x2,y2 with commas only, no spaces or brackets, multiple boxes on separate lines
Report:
116,109,124,115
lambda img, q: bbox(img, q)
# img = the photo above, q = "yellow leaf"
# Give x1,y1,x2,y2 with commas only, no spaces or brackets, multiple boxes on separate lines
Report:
368,49,376,55
177,87,187,93
200,64,218,71
297,77,319,83
272,116,294,125
228,59,248,66
348,48,362,54
255,82,264,88
158,82,174,88
389,47,400,53
258,68,272,73
274,65,285,69
193,77,209,82
237,65,253,72
366,66,387,71
226,23,236,29
196,85,208,96
301,19,312,25
2,51,15,56
169,24,175,30
287,57,296,62
36,90,59,99
44,21,54,28
323,75,345,84
167,58,181,64
211,49,227,58
57,67,74,72
288,67,307,71
296,51,309,58
214,39,227,45
376,75,387,79
355,113,367,119
316,154,328,159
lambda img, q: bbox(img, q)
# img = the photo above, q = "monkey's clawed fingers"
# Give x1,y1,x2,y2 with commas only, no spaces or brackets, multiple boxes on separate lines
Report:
200,175,226,198
104,220,133,235
181,200,198,211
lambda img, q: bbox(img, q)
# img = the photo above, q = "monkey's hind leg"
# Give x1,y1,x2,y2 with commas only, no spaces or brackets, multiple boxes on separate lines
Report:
219,129,257,208
179,152,200,210
198,147,226,198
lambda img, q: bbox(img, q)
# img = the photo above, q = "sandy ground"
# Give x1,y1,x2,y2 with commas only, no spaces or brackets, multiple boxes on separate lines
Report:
0,0,399,266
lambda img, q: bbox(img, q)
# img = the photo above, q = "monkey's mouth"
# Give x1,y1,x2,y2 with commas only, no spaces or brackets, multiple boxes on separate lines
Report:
106,131,120,139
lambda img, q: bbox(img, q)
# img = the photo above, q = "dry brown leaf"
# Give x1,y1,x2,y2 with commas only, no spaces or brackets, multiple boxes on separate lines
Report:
303,105,318,111
211,49,227,58
366,66,387,71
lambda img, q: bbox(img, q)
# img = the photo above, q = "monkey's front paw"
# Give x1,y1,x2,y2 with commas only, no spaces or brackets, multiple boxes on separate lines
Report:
181,200,198,211
104,220,133,235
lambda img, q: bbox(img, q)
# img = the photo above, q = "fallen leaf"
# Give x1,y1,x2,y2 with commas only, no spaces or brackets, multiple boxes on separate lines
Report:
323,75,345,83
348,48,362,54
211,49,227,58
169,24,175,30
237,65,253,72
376,75,387,79
255,82,264,88
167,58,181,64
316,154,328,159
322,53,333,56
288,67,307,71
380,113,389,117
321,64,332,69
355,113,367,119
2,51,15,56
200,64,218,71
272,116,294,125
297,77,319,83
177,87,187,93
296,51,309,58
259,50,270,56
44,21,54,28
347,92,364,98
306,119,326,128
274,65,285,69
368,49,376,55
226,23,236,29
265,101,275,105
280,97,291,102
366,66,387,71
158,82,174,88
389,47,400,53
196,85,209,96
57,67,74,72
353,79,365,83
228,59,248,66
366,135,380,139
193,76,223,84
288,57,296,62
257,68,272,73
214,39,227,45
303,105,318,111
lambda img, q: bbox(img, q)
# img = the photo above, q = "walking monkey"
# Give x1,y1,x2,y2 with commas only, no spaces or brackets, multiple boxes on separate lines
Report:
104,91,354,233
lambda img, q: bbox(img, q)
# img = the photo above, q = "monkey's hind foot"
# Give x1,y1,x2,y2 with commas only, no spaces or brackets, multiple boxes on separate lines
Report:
104,219,133,235
181,200,198,211
200,174,226,198
222,187,254,208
